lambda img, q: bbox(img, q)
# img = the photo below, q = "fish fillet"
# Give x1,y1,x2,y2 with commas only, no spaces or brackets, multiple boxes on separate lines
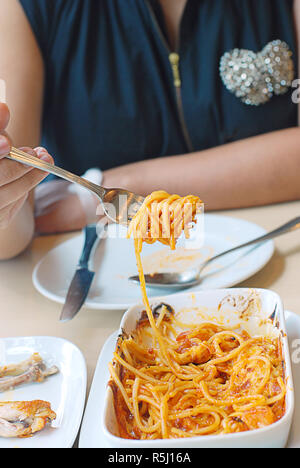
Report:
0,400,56,438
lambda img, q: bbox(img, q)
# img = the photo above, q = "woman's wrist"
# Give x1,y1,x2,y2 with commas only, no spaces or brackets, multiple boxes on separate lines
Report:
0,198,34,260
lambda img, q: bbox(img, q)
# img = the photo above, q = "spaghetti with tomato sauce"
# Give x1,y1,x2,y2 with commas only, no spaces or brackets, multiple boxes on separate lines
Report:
108,191,286,439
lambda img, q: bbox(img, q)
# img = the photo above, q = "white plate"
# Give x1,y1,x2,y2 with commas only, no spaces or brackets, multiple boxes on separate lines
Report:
79,310,299,448
33,214,274,311
0,336,87,448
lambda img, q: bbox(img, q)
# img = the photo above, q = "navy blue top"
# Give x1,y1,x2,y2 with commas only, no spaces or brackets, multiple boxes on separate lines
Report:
19,0,297,174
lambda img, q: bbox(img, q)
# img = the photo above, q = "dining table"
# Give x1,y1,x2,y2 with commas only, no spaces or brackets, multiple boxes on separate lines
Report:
1,199,300,445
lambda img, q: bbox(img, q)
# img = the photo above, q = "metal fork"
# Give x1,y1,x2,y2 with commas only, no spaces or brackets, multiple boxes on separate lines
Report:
8,147,145,225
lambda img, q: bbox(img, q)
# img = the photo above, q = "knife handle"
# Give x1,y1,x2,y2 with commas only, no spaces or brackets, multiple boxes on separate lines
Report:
79,224,100,269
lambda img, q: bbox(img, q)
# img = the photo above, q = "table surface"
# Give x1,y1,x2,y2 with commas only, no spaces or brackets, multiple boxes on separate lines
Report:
1,200,300,395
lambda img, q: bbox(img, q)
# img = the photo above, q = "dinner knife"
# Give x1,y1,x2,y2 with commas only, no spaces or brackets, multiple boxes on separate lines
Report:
60,224,102,322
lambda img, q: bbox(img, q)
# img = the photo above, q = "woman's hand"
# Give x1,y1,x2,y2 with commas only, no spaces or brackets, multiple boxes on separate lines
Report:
35,192,89,234
0,103,53,230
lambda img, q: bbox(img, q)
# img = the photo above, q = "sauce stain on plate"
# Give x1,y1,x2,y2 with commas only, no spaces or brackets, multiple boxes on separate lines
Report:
141,246,215,275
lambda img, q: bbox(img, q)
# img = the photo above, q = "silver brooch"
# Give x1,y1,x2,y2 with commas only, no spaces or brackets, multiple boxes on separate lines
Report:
220,40,294,106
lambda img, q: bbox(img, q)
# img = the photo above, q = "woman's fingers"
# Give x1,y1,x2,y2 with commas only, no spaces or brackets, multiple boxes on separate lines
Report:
0,101,55,229
0,147,35,186
0,133,10,157
0,103,11,159
0,146,54,213
0,103,10,132
34,146,54,164
0,146,53,187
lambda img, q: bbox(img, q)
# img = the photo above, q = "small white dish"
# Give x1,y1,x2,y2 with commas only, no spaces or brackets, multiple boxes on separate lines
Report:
0,336,87,448
33,215,274,311
79,289,295,448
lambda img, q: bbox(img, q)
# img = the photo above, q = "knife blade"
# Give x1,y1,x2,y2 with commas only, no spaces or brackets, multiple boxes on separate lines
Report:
60,224,103,322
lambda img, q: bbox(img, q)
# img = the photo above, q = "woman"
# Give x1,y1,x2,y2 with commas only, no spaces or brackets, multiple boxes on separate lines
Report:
0,0,300,259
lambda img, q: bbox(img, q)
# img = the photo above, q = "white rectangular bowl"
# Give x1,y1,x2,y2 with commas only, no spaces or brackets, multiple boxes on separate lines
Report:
102,288,294,448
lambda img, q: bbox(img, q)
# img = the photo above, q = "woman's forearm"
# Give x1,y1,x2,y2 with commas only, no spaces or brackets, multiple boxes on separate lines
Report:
0,0,46,260
103,127,300,210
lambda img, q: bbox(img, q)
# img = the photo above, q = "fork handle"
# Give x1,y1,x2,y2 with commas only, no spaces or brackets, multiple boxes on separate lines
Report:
7,147,106,199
